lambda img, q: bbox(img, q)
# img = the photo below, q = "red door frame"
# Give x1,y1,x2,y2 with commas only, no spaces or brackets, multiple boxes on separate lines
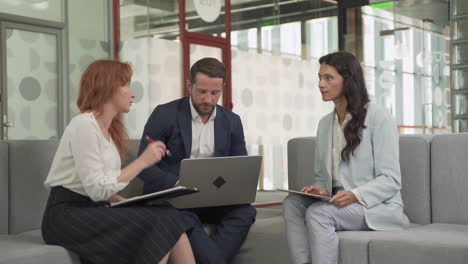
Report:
112,0,232,110
112,0,120,60
179,0,233,110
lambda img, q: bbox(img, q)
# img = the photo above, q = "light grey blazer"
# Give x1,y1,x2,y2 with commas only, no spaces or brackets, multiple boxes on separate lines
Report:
312,103,410,231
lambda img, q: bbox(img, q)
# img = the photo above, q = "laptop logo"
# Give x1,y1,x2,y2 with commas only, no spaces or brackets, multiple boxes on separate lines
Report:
213,176,226,189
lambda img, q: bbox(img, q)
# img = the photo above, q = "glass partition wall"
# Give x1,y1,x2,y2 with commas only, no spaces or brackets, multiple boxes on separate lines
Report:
0,0,111,140
119,0,338,190
0,0,452,189
119,0,451,190
343,1,451,135
451,0,468,132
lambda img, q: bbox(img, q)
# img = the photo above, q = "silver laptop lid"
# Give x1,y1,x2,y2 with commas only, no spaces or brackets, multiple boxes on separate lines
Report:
168,155,262,209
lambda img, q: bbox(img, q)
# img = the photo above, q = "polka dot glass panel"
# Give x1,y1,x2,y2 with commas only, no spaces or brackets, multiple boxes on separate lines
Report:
232,49,333,189
6,28,58,140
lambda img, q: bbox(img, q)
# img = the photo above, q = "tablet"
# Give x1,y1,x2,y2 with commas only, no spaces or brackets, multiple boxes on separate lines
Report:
109,186,199,207
277,188,331,201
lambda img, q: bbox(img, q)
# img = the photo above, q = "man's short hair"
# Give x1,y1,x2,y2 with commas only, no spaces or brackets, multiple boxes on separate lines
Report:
189,58,226,85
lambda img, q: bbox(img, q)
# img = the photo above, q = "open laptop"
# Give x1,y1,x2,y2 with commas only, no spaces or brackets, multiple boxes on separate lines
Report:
167,155,262,209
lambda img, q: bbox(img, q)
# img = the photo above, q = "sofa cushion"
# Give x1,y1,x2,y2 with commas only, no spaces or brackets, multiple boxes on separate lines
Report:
398,135,432,224
431,133,468,224
288,136,432,224
369,223,468,264
337,223,421,264
0,141,8,234
8,140,59,234
287,137,316,191
128,139,140,161
119,139,144,197
338,231,383,264
0,230,80,264
8,139,149,234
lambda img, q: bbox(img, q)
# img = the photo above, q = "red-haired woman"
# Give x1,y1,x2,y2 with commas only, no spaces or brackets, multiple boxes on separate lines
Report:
42,60,195,264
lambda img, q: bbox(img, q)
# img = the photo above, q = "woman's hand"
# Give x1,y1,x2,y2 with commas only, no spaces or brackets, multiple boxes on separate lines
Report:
107,194,127,203
138,141,167,168
174,180,181,187
329,190,358,207
300,185,328,196
118,141,167,184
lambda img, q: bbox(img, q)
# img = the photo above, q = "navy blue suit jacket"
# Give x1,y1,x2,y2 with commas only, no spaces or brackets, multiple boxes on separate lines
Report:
137,97,248,194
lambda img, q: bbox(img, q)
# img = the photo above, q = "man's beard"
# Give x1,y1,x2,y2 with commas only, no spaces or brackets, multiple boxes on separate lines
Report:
194,102,215,116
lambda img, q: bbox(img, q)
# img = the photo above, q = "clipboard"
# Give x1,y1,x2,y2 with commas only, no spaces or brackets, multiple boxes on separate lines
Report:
109,186,199,207
277,188,331,201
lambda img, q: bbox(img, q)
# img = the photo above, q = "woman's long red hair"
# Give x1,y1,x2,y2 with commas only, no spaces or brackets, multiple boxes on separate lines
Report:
77,60,132,161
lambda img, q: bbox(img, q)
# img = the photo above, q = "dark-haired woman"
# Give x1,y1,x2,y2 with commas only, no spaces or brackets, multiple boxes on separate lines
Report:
283,51,409,264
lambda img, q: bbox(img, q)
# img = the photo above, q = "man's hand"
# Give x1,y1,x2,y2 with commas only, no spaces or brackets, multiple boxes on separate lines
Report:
300,185,328,196
329,190,358,207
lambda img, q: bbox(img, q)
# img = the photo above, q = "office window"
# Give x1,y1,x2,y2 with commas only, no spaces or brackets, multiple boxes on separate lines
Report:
361,6,450,134
231,28,257,50
280,22,301,57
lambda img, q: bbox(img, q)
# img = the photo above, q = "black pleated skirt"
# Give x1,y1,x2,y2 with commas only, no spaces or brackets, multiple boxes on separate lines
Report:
41,186,193,264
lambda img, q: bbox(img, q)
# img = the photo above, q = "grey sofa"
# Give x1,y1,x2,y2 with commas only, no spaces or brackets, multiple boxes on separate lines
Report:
1,134,467,264
288,134,468,264
0,139,289,264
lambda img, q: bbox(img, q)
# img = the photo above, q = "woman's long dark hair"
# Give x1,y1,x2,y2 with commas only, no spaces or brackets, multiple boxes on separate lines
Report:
319,51,370,162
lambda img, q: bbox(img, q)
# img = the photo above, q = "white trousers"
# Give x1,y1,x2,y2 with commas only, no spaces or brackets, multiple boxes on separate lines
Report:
283,194,369,264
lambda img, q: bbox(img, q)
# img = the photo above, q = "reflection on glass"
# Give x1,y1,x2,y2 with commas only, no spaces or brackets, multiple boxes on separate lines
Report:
0,0,63,22
402,73,415,126
363,14,376,67
452,19,468,40
365,13,396,71
454,94,468,115
452,43,468,65
453,0,468,16
68,0,110,117
280,22,301,57
120,0,180,40
445,109,452,129
453,119,468,133
261,25,280,55
423,32,433,76
396,28,414,73
306,17,338,59
231,28,257,51
185,0,225,35
453,69,468,90
424,77,433,105
361,5,450,134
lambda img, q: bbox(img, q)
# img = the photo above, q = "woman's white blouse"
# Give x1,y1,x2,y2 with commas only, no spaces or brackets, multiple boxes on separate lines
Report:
44,113,128,201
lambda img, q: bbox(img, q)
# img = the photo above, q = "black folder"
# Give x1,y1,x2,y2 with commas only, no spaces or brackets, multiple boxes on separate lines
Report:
109,186,199,207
